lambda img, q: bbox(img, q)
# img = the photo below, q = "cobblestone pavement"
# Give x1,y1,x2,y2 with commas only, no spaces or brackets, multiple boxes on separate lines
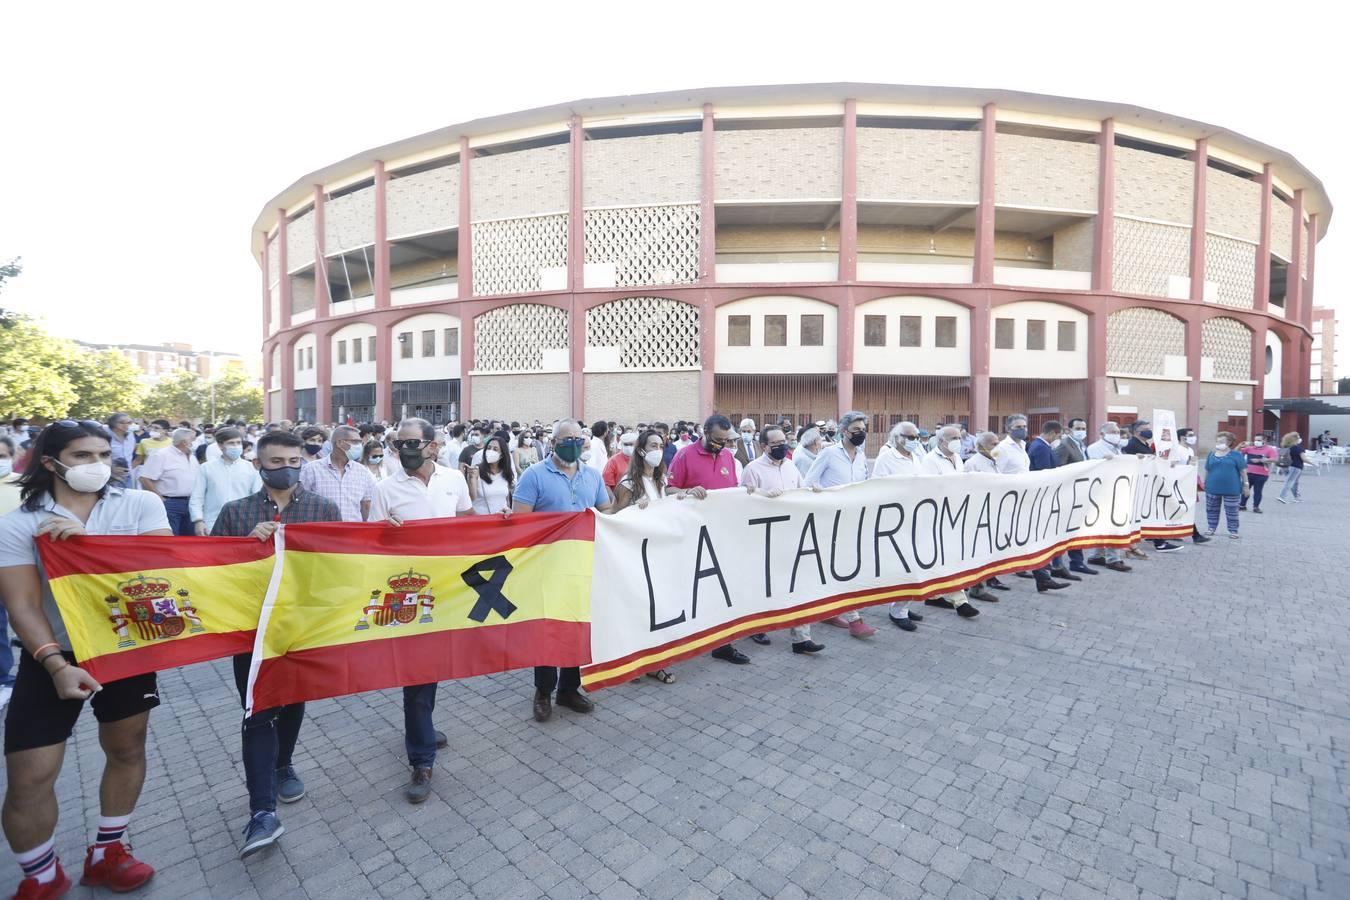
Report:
4,468,1349,899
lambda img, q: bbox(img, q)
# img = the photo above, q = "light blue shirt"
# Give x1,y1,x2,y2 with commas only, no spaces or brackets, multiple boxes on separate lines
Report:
793,447,818,479
189,457,263,532
513,456,609,513
805,444,868,488
108,431,138,488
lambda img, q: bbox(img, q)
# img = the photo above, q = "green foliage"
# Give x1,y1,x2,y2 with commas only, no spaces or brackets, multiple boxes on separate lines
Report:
62,350,145,420
140,368,263,423
0,314,79,418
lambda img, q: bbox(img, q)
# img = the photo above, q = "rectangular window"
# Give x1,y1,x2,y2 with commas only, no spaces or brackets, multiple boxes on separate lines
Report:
864,315,887,347
764,315,787,347
399,332,413,359
935,316,957,348
296,351,303,372
994,318,1015,350
444,327,459,356
1026,319,1046,351
368,336,377,362
1057,321,1076,352
728,315,751,346
352,338,363,363
899,315,922,348
800,314,824,346
307,347,314,369
421,330,435,357
337,341,347,365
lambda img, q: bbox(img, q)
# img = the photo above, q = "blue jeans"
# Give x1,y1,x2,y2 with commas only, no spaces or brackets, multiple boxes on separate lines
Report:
0,606,14,687
404,683,437,768
162,496,193,536
233,654,304,813
1280,467,1302,500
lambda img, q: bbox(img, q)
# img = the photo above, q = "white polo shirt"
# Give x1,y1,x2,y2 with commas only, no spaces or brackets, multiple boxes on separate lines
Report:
369,463,472,522
0,487,170,650
919,449,965,476
995,437,1031,475
871,446,922,478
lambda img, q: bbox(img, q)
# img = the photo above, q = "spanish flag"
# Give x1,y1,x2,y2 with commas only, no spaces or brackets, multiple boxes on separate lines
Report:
38,535,275,684
245,512,593,714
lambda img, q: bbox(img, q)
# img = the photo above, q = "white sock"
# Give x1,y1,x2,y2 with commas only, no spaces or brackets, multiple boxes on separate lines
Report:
889,602,909,620
16,838,57,885
90,814,131,865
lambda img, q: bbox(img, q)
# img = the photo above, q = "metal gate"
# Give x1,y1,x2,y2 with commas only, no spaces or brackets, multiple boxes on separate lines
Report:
713,374,837,435
989,378,1090,434
331,383,376,425
853,375,972,453
392,379,461,426
293,388,316,425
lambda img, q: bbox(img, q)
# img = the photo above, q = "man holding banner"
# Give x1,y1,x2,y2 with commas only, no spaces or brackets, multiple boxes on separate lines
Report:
211,430,341,858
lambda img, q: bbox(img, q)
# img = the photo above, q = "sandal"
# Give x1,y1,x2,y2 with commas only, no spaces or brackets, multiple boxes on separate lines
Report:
645,668,676,684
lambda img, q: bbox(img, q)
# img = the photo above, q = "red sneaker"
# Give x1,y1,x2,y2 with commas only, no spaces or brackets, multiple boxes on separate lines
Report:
80,842,154,893
12,862,71,900
820,616,850,628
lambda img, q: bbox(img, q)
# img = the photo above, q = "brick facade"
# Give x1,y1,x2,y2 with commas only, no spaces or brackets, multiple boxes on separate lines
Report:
995,133,1097,211
324,184,376,252
855,128,979,203
470,373,570,422
388,163,459,238
1204,168,1262,242
1113,146,1193,225
584,371,701,425
714,128,843,202
584,133,701,207
287,207,316,271
470,144,569,221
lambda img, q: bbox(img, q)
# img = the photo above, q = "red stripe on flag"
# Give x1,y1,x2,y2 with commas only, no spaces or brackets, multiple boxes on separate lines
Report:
279,510,594,556
249,619,591,711
79,630,257,684
38,534,275,579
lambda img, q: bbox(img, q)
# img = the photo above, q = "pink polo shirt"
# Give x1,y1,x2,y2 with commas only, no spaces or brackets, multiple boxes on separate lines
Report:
668,442,738,490
1240,442,1276,476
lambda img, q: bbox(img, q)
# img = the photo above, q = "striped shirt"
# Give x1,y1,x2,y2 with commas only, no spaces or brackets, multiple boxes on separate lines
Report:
298,456,377,522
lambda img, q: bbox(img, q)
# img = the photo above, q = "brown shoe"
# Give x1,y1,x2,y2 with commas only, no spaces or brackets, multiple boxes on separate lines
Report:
556,690,594,714
405,766,433,804
1126,548,1148,560
1104,560,1133,572
533,690,552,722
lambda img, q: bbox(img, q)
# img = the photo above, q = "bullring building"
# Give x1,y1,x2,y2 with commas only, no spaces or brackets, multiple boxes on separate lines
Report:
252,84,1330,446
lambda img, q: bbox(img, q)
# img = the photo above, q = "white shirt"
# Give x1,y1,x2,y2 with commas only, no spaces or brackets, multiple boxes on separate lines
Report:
964,452,998,473
995,437,1030,475
1166,443,1195,466
140,445,200,497
0,488,169,649
472,470,513,515
189,457,263,531
1086,438,1120,460
805,444,868,488
204,442,223,463
587,437,608,474
871,446,922,478
792,446,818,479
439,439,465,467
370,463,472,522
920,449,965,476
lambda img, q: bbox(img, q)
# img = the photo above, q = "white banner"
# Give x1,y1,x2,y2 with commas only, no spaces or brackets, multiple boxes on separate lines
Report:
582,456,1195,688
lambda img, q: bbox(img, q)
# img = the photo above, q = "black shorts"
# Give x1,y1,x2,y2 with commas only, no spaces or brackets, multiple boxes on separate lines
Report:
3,650,160,755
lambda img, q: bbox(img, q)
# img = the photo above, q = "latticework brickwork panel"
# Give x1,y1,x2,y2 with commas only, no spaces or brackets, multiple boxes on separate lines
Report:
1201,316,1252,382
584,133,700,207
1106,307,1184,376
388,164,459,239
585,297,700,369
473,303,568,373
1204,234,1256,310
287,209,316,271
1112,217,1190,297
325,187,375,253
471,214,568,296
583,206,700,287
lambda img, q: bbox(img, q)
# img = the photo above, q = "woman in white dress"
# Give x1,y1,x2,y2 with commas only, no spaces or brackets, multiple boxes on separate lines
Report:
470,434,515,515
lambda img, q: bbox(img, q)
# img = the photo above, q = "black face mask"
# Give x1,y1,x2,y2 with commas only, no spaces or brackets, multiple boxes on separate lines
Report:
768,444,789,461
399,447,428,471
848,431,867,447
303,442,323,456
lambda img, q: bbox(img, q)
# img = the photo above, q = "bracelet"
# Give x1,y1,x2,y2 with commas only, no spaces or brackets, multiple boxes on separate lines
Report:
46,659,70,676
31,642,60,660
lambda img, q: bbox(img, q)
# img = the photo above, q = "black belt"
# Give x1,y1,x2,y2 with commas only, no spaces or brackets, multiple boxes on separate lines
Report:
164,495,191,500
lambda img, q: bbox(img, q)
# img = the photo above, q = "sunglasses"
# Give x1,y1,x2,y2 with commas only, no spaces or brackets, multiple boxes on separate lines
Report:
390,439,429,450
53,419,105,430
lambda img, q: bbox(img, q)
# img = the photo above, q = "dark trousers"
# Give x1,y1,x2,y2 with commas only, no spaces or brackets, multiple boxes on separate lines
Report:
534,666,581,696
233,654,304,814
0,610,14,688
1242,473,1268,510
403,683,437,768
162,497,193,536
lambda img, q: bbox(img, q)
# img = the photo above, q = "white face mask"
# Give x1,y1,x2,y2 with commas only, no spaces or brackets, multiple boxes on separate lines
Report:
621,444,635,457
1214,442,1229,453
902,438,921,454
56,460,112,493
1104,433,1122,445
1185,435,1197,445
1253,439,1264,446
946,439,962,456
643,449,663,468
484,449,501,465
1072,429,1087,441
0,459,11,477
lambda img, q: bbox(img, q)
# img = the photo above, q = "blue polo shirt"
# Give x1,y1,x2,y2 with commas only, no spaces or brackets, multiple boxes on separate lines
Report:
513,456,609,513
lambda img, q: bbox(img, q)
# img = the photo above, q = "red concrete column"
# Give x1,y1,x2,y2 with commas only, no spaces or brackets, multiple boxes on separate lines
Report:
1185,312,1202,428
1189,139,1207,303
970,296,991,433
374,161,391,309
973,104,997,285
313,187,329,320
1304,213,1317,325
1253,164,1272,312
699,104,716,284
1288,189,1304,324
260,234,272,337
315,327,332,424
698,292,715,419
457,138,474,420
280,339,295,424
277,211,292,331
1249,322,1267,428
839,99,858,282
1088,310,1107,432
569,116,585,292
1092,119,1115,293
836,290,855,414
374,321,392,423
570,300,585,419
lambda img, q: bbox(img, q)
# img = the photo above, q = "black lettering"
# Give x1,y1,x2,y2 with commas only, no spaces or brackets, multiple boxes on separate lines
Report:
1045,485,1064,540
912,498,940,570
643,538,686,632
1110,475,1131,527
1085,477,1102,527
1014,487,1039,547
939,495,970,566
749,515,791,597
790,513,827,593
995,490,1018,551
971,494,994,557
829,508,865,582
1066,478,1089,533
1171,478,1190,515
691,525,731,618
872,503,910,576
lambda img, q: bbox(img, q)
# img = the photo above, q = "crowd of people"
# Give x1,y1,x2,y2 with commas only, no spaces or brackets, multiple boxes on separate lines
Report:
0,408,1323,897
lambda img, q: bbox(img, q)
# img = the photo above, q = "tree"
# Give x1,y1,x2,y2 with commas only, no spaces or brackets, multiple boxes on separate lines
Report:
0,313,79,419
141,368,263,423
62,349,145,420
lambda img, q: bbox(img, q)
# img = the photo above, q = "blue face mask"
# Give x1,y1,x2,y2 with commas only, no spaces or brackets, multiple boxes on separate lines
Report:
344,443,364,462
259,465,301,490
1139,429,1153,440
1010,427,1028,441
223,445,243,461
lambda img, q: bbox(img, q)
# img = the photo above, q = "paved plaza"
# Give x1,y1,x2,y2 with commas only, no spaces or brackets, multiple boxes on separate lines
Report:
4,468,1349,899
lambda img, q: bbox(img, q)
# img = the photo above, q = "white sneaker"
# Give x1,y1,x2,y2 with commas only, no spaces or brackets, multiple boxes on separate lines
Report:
0,685,11,710
1277,497,1288,504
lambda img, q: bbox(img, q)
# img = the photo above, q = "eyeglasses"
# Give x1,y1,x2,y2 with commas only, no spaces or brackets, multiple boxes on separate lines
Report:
390,439,429,450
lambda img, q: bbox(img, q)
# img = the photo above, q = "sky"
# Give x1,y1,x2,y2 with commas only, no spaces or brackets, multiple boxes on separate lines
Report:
0,0,1343,376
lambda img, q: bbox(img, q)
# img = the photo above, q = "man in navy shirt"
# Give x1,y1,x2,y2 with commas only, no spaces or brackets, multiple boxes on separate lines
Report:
513,419,612,723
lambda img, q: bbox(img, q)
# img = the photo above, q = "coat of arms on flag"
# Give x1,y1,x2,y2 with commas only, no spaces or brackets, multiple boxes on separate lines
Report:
354,568,435,630
104,574,205,647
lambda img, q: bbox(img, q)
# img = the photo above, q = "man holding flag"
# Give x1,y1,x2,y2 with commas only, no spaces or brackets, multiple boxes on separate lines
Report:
212,431,341,859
